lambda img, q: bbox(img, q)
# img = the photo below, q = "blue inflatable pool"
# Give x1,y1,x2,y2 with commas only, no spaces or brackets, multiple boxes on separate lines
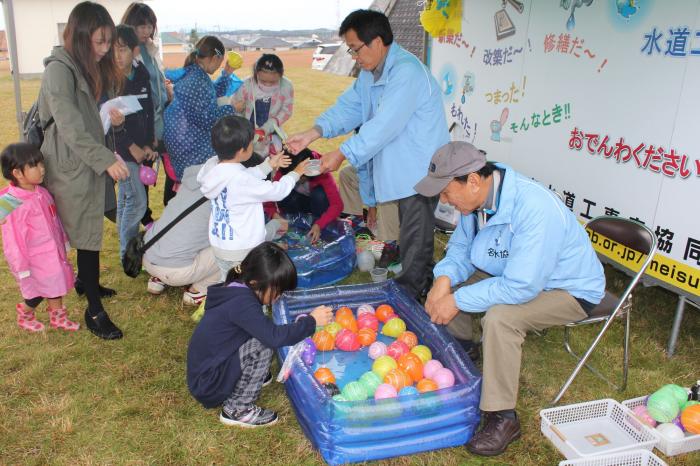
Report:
278,216,356,289
273,280,482,465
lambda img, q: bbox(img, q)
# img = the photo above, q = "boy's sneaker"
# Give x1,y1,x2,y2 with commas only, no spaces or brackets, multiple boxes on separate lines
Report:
147,276,166,295
183,289,206,306
220,405,278,428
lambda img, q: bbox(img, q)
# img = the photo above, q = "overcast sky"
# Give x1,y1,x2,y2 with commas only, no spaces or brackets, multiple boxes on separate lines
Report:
0,1,371,32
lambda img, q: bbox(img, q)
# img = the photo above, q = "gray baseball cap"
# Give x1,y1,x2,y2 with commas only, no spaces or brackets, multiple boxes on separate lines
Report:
414,142,486,197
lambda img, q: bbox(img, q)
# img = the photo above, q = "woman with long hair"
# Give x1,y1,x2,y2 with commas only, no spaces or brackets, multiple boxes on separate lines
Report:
38,1,129,340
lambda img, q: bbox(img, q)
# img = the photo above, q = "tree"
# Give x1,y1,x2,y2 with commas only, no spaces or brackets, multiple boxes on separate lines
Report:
189,28,199,50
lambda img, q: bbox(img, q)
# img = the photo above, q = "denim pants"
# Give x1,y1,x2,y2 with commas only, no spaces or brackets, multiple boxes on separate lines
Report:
278,186,329,219
117,162,148,258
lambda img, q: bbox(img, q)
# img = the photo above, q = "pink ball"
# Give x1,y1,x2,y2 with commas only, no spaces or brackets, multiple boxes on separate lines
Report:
368,341,387,360
357,313,379,331
335,329,360,352
386,340,409,360
374,383,398,400
423,359,444,379
357,304,375,316
632,405,657,428
139,164,157,186
432,367,455,389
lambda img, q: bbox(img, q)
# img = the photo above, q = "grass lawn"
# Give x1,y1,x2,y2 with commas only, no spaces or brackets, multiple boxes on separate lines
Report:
0,60,698,466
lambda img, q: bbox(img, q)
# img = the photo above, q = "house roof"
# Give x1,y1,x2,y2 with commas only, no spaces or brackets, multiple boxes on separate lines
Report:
217,36,246,49
160,32,186,45
247,36,292,49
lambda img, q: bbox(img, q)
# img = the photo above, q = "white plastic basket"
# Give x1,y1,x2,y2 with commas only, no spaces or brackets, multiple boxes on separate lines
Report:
557,449,667,466
540,399,659,460
622,394,700,456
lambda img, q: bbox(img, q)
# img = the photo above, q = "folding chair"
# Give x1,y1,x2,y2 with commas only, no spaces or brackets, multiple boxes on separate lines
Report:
551,216,658,405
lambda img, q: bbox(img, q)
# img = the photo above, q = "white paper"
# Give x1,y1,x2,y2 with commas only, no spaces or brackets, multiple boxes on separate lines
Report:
99,95,143,134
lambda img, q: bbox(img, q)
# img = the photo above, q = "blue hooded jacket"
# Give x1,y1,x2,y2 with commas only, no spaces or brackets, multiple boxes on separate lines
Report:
433,164,605,312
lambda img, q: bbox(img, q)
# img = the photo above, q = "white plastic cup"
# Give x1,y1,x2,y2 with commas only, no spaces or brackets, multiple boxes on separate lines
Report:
304,159,321,176
370,267,388,283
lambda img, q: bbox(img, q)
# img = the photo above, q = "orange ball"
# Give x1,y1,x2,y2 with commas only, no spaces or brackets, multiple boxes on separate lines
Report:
335,306,354,320
397,331,418,349
312,330,335,351
314,367,336,384
416,378,438,393
336,313,358,333
384,368,412,391
357,327,377,346
375,304,396,323
398,352,424,383
681,404,700,435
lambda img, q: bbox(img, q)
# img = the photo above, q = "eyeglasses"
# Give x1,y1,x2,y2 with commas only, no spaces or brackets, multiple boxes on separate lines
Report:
346,43,366,57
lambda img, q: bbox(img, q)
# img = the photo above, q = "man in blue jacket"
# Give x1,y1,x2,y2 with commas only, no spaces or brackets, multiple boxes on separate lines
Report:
287,9,449,297
416,142,605,456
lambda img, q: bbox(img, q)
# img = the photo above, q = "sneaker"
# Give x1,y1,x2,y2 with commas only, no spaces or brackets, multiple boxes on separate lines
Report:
219,405,278,428
147,276,166,295
183,288,206,306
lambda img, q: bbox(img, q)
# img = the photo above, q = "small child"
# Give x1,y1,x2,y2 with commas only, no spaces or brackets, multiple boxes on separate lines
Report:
187,241,333,427
112,24,157,259
197,115,308,280
0,143,79,332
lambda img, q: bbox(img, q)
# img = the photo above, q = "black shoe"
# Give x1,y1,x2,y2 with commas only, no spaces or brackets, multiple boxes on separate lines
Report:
377,241,400,268
84,309,123,340
75,278,117,298
456,338,481,365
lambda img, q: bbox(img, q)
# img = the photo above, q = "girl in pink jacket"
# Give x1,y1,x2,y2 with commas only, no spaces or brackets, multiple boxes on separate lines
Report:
1,143,79,332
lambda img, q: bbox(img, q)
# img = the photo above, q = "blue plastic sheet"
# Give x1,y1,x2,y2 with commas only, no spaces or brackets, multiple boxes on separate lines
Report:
278,216,356,289
273,280,482,465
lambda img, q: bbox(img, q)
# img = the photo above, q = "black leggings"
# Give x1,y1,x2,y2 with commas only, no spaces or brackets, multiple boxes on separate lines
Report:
77,249,104,316
24,296,58,308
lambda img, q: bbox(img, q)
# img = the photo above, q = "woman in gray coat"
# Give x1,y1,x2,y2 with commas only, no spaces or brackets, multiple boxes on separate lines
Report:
39,2,129,340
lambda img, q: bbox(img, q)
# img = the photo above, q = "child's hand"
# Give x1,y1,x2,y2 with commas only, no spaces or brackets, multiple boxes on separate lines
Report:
129,144,147,163
307,224,321,243
143,146,158,161
310,305,333,327
109,108,125,127
232,99,245,113
269,153,291,169
293,159,310,176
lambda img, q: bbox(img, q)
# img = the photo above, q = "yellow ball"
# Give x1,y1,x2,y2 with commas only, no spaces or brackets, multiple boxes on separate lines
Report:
372,355,398,380
410,345,432,363
227,51,243,70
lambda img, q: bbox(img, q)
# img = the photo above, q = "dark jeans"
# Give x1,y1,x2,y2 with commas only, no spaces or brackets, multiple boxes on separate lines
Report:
394,194,438,297
278,186,329,220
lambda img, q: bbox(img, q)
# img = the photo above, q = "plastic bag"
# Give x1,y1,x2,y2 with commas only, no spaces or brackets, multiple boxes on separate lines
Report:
420,0,462,37
276,340,306,382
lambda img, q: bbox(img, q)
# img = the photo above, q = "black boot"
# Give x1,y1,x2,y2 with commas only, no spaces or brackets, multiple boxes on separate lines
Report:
84,309,123,340
75,278,117,298
456,338,481,364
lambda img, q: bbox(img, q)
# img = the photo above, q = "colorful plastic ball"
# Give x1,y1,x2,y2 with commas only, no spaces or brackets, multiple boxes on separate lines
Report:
647,389,681,423
631,405,657,428
323,382,340,397
398,352,424,383
335,328,361,351
411,345,432,364
375,304,396,323
433,367,455,389
681,404,700,434
368,341,387,360
372,355,398,380
397,331,418,349
359,371,383,397
658,384,689,406
139,164,157,186
381,317,406,338
656,422,685,441
682,400,700,410
301,338,316,366
336,313,359,333
416,378,438,393
332,394,348,402
357,327,377,347
387,340,410,360
312,330,335,351
357,313,379,331
374,383,398,400
423,359,444,379
324,322,342,337
294,313,308,322
357,304,375,316
335,306,354,320
384,368,412,391
399,386,419,397
314,367,336,384
342,381,368,401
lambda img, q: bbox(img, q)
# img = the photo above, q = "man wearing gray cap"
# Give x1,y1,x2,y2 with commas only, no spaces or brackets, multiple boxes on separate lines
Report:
416,141,605,456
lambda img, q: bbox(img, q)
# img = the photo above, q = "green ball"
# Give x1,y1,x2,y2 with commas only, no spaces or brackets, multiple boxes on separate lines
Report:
657,384,688,406
332,394,348,402
647,390,681,423
359,371,383,396
682,400,700,410
325,321,343,337
341,381,368,401
381,317,406,338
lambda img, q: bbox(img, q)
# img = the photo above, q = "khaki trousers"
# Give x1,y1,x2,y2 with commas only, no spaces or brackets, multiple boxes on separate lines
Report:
143,247,220,294
338,164,400,242
446,271,588,411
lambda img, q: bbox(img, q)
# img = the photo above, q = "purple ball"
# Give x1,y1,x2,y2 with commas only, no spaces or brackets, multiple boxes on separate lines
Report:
301,338,316,366
139,164,157,186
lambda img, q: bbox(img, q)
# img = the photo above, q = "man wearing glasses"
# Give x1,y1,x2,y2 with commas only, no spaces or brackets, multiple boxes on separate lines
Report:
287,9,449,299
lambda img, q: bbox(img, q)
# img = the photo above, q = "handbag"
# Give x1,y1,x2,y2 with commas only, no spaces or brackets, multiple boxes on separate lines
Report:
122,196,208,278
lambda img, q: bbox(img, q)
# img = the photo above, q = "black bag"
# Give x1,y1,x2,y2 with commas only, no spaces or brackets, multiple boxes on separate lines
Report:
121,196,208,278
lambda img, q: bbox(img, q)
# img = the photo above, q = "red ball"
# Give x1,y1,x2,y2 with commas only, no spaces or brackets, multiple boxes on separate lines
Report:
357,312,379,331
386,340,410,360
335,328,361,351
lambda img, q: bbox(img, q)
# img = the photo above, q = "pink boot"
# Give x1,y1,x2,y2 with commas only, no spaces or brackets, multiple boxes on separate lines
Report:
16,303,45,332
47,306,80,331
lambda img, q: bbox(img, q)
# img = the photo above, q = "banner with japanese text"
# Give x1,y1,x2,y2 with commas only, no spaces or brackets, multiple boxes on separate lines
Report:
428,0,700,299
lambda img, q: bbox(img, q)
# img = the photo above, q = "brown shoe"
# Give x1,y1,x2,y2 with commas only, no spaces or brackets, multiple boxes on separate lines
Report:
466,411,521,456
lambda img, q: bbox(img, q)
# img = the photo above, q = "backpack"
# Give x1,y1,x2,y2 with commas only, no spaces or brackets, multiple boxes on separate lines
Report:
23,62,77,148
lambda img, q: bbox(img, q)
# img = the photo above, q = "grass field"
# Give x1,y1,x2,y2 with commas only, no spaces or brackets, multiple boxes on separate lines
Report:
0,53,698,466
